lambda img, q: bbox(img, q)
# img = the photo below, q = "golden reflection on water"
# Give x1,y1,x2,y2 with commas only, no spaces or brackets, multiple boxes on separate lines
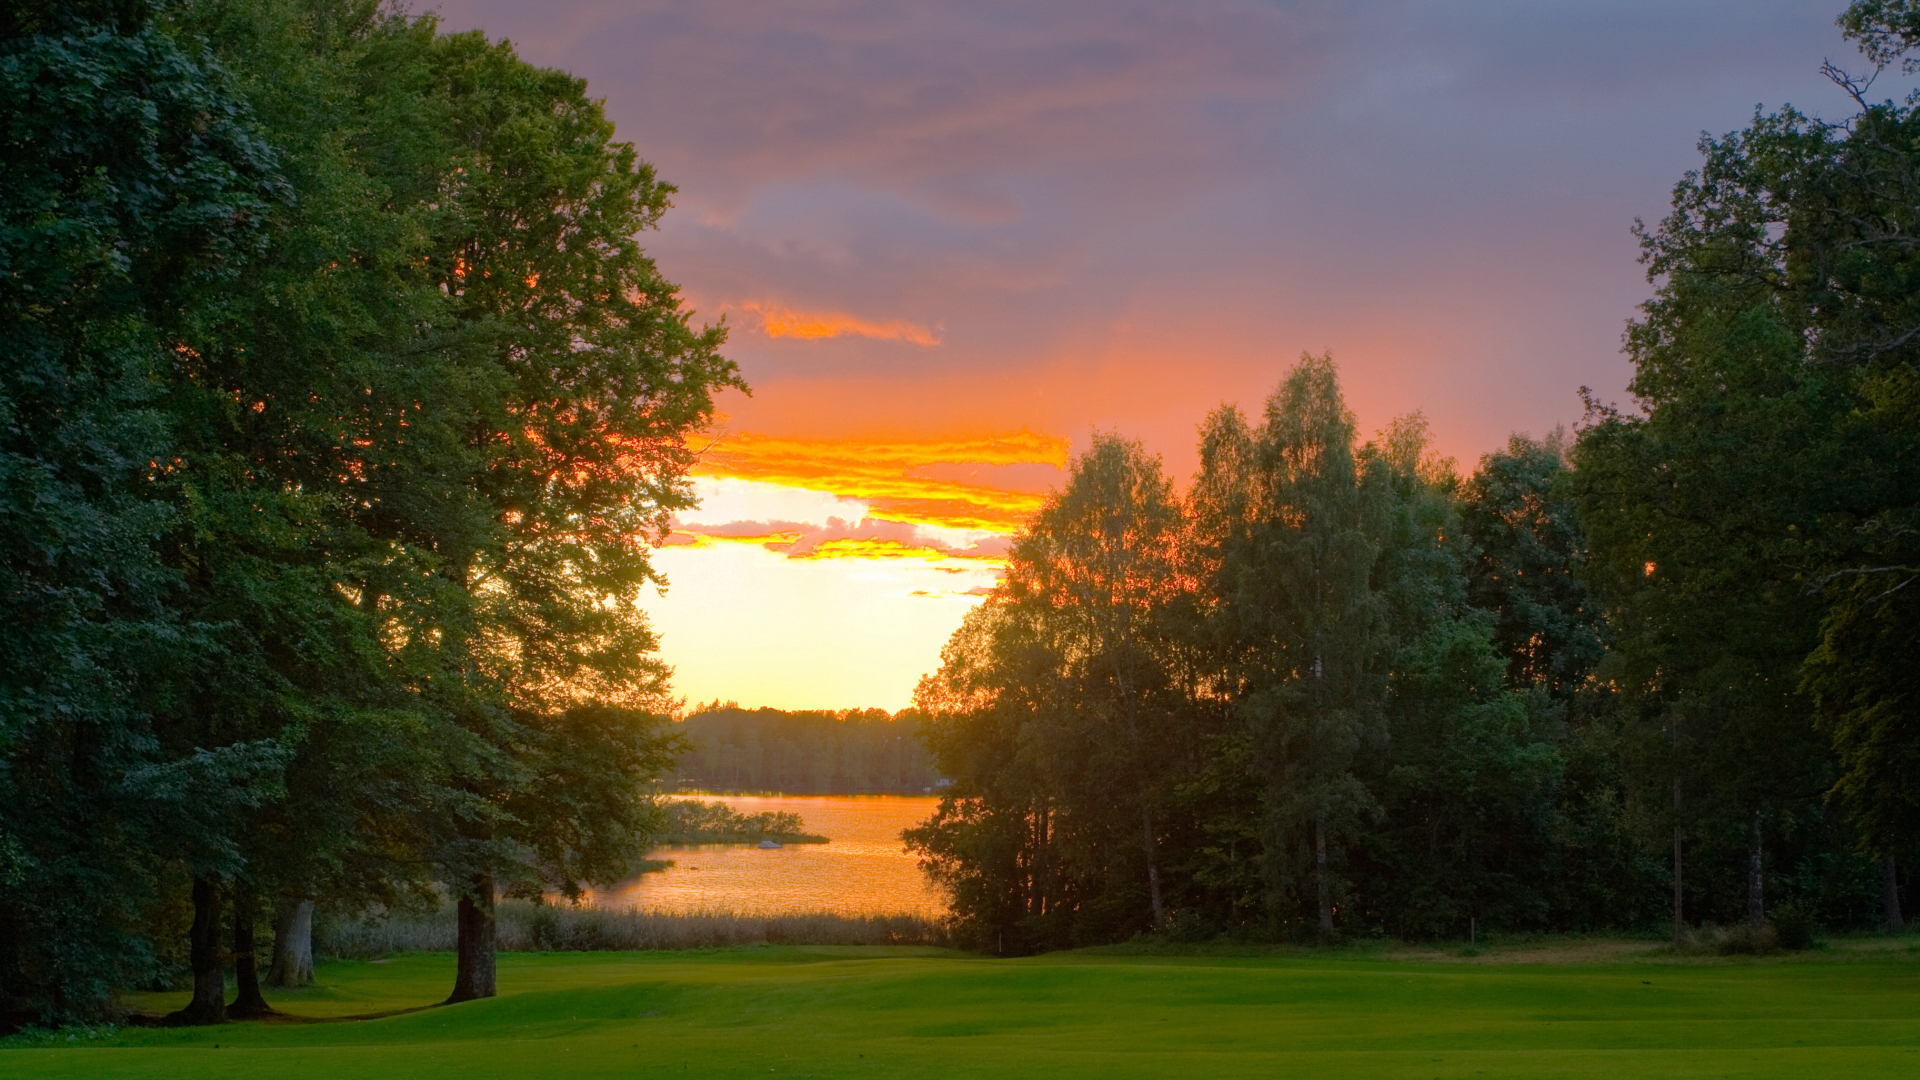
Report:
584,794,946,917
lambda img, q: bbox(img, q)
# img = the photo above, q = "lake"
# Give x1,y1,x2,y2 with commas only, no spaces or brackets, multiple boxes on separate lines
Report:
583,794,947,918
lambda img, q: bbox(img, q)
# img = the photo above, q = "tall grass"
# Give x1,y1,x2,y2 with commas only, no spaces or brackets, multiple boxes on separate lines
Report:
318,900,951,958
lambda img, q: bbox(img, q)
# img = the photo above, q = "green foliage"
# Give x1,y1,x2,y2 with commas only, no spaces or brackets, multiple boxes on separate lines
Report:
1564,0,1920,942
1459,432,1603,697
1,0,736,1020
656,800,825,845
913,359,1602,949
1206,356,1391,931
909,434,1194,950
0,0,291,1022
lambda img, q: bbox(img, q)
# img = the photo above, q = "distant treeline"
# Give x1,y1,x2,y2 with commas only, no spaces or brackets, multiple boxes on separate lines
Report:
671,707,941,795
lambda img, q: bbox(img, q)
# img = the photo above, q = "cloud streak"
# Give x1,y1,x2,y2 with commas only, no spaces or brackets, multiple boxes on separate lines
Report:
664,515,1009,577
729,301,940,346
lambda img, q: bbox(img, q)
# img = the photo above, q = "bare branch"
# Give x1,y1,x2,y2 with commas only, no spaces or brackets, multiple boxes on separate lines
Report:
1822,59,1878,111
1807,564,1920,593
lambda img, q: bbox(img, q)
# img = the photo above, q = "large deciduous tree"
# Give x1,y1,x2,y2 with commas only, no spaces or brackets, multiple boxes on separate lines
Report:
1204,354,1390,934
1573,0,1920,936
909,435,1189,950
370,17,737,1003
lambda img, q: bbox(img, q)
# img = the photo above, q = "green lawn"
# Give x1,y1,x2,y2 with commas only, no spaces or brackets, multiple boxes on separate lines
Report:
5,943,1919,1078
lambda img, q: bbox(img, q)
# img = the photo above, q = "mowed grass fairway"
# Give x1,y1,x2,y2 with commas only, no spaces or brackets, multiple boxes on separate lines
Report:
7,944,1919,1079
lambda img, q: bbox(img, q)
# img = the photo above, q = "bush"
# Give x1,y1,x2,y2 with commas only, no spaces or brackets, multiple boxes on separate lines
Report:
1771,906,1817,950
1712,921,1779,956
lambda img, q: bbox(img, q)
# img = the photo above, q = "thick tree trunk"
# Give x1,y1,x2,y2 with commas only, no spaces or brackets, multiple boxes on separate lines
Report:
1315,816,1333,935
1142,807,1164,928
1885,855,1905,934
1671,777,1685,942
1746,810,1765,925
266,896,315,987
170,875,227,1025
444,874,497,1003
229,889,275,1018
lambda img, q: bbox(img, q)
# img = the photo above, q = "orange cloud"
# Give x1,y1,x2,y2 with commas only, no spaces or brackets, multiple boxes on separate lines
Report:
690,431,1067,534
730,301,940,346
790,538,961,561
658,528,805,550
666,516,1011,570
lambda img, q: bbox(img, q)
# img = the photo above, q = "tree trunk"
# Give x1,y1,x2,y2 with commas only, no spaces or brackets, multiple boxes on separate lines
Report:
1142,806,1164,928
229,889,275,1018
1885,855,1905,934
266,895,315,987
1746,810,1765,925
170,875,227,1025
444,874,497,1003
1036,802,1049,918
1315,816,1334,935
1671,777,1685,942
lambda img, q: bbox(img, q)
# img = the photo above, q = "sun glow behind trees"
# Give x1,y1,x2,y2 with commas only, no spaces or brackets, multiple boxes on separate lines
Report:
648,435,1066,709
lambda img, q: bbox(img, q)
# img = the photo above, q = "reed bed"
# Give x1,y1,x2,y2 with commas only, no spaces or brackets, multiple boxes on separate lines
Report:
319,900,952,958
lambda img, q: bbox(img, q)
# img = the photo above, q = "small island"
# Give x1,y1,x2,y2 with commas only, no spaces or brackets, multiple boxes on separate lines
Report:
654,799,829,846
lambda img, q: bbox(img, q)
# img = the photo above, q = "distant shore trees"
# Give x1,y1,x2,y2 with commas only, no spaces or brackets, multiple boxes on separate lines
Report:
0,0,737,1023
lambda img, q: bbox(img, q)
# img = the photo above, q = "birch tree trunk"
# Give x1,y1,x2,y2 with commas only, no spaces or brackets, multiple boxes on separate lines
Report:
1745,811,1765,925
1142,807,1164,927
1885,855,1905,934
1315,816,1334,934
266,896,315,987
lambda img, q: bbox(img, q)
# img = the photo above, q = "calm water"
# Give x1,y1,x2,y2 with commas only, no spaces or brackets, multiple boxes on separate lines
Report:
583,795,947,917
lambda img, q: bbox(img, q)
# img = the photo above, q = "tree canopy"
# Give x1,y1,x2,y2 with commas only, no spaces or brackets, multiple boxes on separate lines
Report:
0,0,737,1023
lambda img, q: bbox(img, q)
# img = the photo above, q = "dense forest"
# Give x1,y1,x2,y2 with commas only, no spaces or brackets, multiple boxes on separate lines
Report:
907,2,1920,952
672,706,940,795
0,0,737,1024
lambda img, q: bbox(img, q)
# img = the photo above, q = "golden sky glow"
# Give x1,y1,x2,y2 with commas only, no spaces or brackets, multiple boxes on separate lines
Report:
647,538,997,711
642,431,1064,709
689,431,1066,534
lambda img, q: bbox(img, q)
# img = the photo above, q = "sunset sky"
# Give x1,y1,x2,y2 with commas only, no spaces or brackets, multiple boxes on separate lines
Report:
429,0,1891,712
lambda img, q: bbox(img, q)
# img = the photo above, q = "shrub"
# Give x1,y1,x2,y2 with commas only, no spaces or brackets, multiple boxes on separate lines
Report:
1712,921,1779,956
1771,906,1817,951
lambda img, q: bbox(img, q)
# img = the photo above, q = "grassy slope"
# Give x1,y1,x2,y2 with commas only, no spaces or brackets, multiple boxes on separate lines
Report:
5,944,1919,1079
